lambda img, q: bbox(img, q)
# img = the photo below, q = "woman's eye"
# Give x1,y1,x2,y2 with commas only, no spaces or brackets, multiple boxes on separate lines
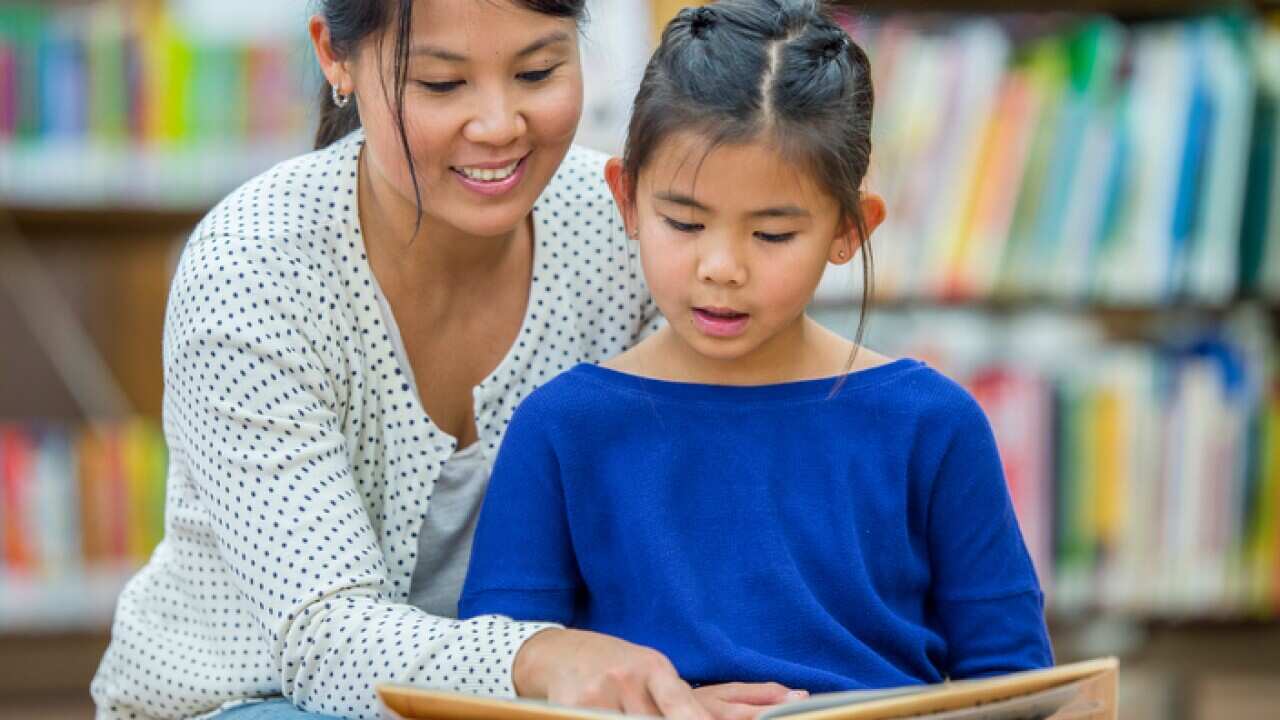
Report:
518,64,562,83
419,80,464,94
755,231,796,244
663,217,703,233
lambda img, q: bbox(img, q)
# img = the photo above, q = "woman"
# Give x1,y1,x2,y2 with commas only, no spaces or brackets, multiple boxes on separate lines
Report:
91,2,798,719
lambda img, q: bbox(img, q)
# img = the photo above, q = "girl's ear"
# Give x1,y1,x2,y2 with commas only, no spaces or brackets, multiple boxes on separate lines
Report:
605,158,639,239
829,193,887,265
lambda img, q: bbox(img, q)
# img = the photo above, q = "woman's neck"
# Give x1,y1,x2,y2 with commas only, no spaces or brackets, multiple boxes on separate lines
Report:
357,149,530,302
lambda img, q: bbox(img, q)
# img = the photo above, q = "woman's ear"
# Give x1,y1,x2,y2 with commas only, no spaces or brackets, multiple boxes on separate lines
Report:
828,193,887,265
604,158,639,240
310,14,354,95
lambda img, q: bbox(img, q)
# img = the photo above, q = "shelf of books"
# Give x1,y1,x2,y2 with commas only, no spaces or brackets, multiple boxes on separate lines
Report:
0,419,165,631
0,1,313,211
0,0,311,632
812,7,1280,623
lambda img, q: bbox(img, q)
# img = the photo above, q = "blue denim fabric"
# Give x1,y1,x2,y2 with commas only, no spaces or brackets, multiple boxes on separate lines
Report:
213,698,347,720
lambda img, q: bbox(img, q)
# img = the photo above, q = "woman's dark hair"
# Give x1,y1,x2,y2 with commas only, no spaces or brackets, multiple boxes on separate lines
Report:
313,0,587,228
624,0,876,375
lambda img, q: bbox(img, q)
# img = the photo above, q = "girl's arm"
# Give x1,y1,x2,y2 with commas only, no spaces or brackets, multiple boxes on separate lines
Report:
461,398,729,719
927,393,1055,679
460,394,581,624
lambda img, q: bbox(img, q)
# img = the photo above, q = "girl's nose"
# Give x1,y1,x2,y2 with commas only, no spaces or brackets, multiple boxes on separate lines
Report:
697,235,748,288
464,90,527,147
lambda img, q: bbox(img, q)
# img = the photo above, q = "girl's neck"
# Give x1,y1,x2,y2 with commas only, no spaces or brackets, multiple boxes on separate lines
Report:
613,315,869,386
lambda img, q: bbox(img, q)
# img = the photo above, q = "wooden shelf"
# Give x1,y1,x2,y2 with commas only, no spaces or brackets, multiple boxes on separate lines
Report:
1,206,207,237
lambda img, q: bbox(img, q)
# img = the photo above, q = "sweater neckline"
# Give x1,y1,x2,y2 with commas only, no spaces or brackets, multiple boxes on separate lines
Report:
573,358,924,404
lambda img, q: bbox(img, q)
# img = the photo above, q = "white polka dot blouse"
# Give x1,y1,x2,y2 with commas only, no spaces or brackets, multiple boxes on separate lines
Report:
91,130,659,720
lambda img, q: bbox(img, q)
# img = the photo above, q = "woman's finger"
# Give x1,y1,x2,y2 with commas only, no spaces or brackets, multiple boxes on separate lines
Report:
618,682,662,718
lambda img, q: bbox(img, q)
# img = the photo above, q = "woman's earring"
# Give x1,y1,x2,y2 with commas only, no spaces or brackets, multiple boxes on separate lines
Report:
331,84,352,109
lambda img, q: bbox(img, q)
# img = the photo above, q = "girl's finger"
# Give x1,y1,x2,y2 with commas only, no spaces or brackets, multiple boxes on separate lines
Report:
647,673,713,720
705,682,799,706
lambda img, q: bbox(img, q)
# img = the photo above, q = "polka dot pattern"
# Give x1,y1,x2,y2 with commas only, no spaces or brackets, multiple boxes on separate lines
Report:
91,130,660,720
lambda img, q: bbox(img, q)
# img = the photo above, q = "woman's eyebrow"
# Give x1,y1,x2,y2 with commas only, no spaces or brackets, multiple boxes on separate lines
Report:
410,30,571,63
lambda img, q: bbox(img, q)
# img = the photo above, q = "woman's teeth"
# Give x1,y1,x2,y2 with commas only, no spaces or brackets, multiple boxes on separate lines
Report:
454,160,520,182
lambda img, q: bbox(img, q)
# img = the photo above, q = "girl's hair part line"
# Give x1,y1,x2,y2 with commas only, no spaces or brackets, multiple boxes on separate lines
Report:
622,0,876,381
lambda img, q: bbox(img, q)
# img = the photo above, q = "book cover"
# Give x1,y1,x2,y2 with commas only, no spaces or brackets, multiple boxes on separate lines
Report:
376,658,1118,720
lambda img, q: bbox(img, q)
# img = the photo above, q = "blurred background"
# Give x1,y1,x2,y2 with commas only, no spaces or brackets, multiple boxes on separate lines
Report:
1,0,1279,718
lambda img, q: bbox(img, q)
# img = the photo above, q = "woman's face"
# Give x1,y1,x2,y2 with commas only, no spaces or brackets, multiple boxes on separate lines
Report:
349,0,583,239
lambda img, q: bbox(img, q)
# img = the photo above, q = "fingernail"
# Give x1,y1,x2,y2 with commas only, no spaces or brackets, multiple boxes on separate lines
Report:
786,690,808,701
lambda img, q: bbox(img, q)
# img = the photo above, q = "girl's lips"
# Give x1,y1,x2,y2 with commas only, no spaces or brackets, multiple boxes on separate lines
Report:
451,154,529,198
692,307,750,338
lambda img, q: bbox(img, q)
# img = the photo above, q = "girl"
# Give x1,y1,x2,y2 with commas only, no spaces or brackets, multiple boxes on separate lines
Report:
460,0,1054,701
92,2,794,719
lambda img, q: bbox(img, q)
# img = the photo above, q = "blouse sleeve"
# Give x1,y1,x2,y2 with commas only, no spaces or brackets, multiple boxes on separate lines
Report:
926,393,1054,679
163,235,554,718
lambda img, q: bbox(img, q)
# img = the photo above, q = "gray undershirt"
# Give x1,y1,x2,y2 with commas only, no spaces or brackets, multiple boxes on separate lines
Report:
371,275,493,619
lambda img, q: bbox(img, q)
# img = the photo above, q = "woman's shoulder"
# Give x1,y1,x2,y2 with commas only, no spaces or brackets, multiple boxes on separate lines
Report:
191,131,362,256
536,144,621,228
174,133,364,295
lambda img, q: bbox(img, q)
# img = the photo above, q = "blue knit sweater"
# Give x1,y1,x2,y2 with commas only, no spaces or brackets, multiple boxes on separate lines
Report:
460,359,1052,692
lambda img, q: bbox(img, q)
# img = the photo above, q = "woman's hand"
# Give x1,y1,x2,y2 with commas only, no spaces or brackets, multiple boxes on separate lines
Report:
513,628,711,719
693,682,808,720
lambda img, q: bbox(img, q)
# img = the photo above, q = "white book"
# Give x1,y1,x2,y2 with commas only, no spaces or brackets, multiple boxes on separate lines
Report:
1187,21,1255,303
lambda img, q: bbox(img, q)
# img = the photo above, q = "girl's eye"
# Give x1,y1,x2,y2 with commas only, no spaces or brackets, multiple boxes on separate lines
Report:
755,231,796,243
419,80,464,94
518,64,562,83
663,217,704,233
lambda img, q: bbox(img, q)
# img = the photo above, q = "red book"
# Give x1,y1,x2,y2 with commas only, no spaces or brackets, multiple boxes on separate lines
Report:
1,426,35,573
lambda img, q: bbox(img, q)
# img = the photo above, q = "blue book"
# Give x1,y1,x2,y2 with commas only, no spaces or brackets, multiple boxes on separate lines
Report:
1168,25,1214,298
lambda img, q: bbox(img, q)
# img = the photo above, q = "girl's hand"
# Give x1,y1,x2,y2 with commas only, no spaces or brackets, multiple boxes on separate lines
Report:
693,683,809,720
513,628,712,719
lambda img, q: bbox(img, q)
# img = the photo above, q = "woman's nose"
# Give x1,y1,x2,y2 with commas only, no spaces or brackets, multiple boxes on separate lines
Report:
463,89,527,147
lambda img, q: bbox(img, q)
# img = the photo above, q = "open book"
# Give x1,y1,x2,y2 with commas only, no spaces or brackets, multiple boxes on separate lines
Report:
377,657,1117,720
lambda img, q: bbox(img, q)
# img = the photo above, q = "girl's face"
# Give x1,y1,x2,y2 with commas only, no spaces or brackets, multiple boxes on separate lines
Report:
335,0,583,239
608,131,883,373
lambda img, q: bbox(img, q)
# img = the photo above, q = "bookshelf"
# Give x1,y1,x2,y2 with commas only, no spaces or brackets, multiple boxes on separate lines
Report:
0,0,313,651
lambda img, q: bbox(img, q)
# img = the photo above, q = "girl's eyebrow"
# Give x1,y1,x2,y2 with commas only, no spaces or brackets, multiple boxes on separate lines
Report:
654,191,710,212
410,30,571,63
654,191,809,219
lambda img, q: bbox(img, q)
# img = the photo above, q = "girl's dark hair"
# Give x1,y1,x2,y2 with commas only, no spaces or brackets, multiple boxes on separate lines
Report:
314,0,587,227
624,0,876,375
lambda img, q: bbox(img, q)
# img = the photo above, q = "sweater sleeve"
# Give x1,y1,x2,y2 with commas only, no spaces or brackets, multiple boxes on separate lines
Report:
459,394,582,624
161,236,553,719
927,393,1054,679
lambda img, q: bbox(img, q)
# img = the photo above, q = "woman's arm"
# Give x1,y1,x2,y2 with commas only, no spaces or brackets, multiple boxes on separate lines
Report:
165,236,554,718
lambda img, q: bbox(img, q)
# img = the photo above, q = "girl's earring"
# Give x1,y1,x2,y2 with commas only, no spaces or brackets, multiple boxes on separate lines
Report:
837,249,847,259
331,84,352,109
